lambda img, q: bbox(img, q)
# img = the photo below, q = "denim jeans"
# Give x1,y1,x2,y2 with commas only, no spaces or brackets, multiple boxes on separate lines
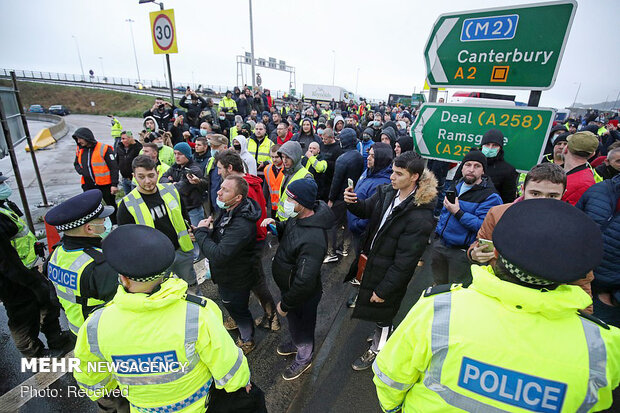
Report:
285,292,322,364
120,177,134,196
218,286,254,342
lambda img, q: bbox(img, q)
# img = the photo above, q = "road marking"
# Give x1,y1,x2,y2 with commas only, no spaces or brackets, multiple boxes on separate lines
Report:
0,351,73,412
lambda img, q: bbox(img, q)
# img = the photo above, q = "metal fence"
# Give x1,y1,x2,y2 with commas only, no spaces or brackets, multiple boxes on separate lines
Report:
0,69,289,98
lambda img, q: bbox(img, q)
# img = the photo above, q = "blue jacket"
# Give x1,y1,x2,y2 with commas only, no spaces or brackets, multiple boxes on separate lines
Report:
348,165,392,236
435,177,502,248
357,139,374,169
576,174,620,290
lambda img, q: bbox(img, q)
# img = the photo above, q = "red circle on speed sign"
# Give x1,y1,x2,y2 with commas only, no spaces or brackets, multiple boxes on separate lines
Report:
152,14,174,51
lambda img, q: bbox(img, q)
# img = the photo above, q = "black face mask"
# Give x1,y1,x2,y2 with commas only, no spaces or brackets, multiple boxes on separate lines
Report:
233,144,242,151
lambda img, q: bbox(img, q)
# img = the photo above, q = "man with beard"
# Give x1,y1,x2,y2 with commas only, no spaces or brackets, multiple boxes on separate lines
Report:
430,150,502,287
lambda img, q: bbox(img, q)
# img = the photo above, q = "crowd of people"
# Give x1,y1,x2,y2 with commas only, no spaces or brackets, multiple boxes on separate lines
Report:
1,86,619,412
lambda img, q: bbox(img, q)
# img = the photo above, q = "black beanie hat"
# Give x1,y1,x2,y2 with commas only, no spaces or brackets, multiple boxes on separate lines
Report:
462,149,487,171
481,129,505,147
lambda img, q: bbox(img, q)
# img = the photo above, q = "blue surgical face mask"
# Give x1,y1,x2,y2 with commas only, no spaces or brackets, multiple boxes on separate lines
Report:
481,146,499,158
283,199,298,218
0,182,12,200
216,198,229,210
200,129,208,137
211,149,219,157
92,217,112,239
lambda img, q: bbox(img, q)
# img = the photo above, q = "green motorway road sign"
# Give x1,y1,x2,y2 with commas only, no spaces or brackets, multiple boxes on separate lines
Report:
424,1,576,89
411,103,555,172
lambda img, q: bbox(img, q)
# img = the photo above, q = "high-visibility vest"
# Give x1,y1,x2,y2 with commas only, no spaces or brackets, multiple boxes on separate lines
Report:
218,97,238,114
373,265,619,413
132,163,170,186
121,184,193,252
47,247,106,335
73,278,251,412
0,206,37,268
303,155,327,176
158,145,175,167
111,118,123,139
76,142,113,185
205,157,216,175
247,137,273,166
264,163,284,210
277,167,311,221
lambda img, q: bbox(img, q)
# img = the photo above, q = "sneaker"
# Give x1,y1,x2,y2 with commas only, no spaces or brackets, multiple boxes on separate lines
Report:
277,342,297,356
351,349,377,371
236,338,256,355
47,331,75,355
366,331,374,343
255,314,270,329
224,317,238,331
346,294,357,308
282,361,312,380
349,278,360,286
335,248,350,257
270,315,281,331
323,254,339,263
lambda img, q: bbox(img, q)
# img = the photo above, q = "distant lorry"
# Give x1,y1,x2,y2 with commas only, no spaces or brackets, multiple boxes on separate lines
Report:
303,84,356,103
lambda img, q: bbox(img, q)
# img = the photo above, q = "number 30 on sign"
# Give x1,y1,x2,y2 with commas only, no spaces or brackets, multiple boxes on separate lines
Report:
149,9,178,54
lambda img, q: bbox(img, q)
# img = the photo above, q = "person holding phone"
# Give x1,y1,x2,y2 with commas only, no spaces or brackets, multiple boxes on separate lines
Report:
431,149,502,287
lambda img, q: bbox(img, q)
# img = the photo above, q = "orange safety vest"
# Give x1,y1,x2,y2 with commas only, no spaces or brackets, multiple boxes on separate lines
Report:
264,163,284,210
76,141,112,185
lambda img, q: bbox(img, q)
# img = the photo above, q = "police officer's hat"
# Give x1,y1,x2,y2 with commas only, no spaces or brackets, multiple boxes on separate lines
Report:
494,199,603,285
103,225,175,281
45,189,114,231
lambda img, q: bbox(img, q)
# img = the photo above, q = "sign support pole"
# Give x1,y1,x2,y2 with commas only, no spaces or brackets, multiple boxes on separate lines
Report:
528,90,541,107
0,100,35,233
157,2,175,106
428,87,438,103
10,71,51,207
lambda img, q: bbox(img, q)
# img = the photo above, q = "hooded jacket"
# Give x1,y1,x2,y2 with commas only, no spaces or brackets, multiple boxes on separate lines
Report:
576,175,620,291
357,127,375,168
435,177,503,248
396,136,414,154
380,126,397,151
194,197,261,289
142,105,175,132
292,118,321,150
347,143,393,236
333,115,345,135
232,136,258,176
115,140,143,179
346,171,438,322
73,127,119,187
329,128,364,202
278,141,313,189
142,116,159,134
271,201,335,311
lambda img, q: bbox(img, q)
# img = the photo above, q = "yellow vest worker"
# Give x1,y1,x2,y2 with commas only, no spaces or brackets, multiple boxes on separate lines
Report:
0,205,37,268
45,190,119,335
110,116,122,139
131,162,170,186
218,92,238,114
373,199,620,413
247,135,274,167
74,225,251,412
276,141,313,220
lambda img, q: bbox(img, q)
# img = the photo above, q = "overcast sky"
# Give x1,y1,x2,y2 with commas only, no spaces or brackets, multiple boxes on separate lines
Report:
1,0,618,109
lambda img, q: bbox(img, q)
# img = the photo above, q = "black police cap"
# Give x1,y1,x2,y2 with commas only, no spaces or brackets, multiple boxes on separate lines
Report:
45,189,114,231
102,225,175,281
494,198,603,283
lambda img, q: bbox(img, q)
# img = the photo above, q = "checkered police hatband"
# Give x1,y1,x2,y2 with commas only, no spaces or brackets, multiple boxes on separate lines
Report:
125,271,171,282
499,256,554,286
54,203,104,231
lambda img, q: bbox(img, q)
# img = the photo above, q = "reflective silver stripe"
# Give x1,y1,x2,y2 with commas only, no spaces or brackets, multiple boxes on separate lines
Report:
76,376,111,392
268,188,278,195
372,360,413,391
50,252,93,303
86,308,105,359
99,142,106,159
185,302,199,358
130,377,212,413
70,253,95,271
576,318,608,413
311,158,320,168
158,183,178,199
422,293,506,413
94,172,110,177
116,355,200,385
178,230,189,239
124,193,147,225
92,162,107,166
14,227,30,238
214,348,244,387
68,320,80,335
54,284,77,303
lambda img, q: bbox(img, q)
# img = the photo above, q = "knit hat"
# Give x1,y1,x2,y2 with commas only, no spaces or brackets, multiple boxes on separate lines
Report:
461,149,487,171
481,129,504,147
552,132,570,147
285,178,317,209
173,142,192,160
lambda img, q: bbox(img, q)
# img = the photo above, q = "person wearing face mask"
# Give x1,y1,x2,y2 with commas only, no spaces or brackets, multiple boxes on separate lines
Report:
73,127,120,225
276,141,314,221
0,173,72,358
203,134,229,216
261,179,334,380
194,175,262,354
478,128,518,203
357,128,375,169
45,190,120,337
232,136,258,176
143,131,175,167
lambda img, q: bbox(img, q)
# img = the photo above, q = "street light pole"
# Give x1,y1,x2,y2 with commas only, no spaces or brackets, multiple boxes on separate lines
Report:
125,18,141,82
571,82,581,109
72,35,85,81
248,0,256,90
331,50,336,86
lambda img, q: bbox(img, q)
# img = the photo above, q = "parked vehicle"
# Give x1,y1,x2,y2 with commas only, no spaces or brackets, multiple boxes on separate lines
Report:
133,82,150,90
28,104,46,113
48,105,70,116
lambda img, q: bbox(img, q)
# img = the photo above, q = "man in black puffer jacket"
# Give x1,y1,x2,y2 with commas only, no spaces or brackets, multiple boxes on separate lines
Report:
263,178,335,381
345,151,437,371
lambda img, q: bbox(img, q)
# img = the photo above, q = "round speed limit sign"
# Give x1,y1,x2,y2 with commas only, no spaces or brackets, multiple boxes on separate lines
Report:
153,14,174,50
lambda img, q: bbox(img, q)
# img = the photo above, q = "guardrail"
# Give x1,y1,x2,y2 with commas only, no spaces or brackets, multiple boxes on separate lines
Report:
1,68,290,98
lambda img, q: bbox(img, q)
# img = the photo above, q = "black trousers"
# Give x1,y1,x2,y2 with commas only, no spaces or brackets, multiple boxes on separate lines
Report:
3,284,64,357
82,183,117,225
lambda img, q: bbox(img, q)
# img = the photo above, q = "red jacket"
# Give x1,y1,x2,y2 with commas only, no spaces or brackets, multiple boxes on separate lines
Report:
277,130,293,145
562,165,595,206
244,173,267,241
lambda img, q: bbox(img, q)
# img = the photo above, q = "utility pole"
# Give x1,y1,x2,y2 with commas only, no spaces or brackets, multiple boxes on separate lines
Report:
72,35,85,81
126,18,141,82
331,50,336,86
248,0,256,90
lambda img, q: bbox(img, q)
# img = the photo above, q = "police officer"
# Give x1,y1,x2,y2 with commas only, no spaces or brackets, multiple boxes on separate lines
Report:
0,172,70,357
45,189,119,335
373,199,620,412
74,225,252,412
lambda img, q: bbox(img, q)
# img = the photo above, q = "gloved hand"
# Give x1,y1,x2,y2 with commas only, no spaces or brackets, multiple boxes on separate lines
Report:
31,275,52,307
34,241,46,258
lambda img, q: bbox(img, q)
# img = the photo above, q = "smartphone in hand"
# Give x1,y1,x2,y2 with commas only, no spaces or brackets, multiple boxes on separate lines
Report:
478,238,494,253
446,190,456,204
348,178,354,189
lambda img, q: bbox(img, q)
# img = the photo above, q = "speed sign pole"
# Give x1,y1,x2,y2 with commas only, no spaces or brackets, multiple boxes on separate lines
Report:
149,6,177,105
